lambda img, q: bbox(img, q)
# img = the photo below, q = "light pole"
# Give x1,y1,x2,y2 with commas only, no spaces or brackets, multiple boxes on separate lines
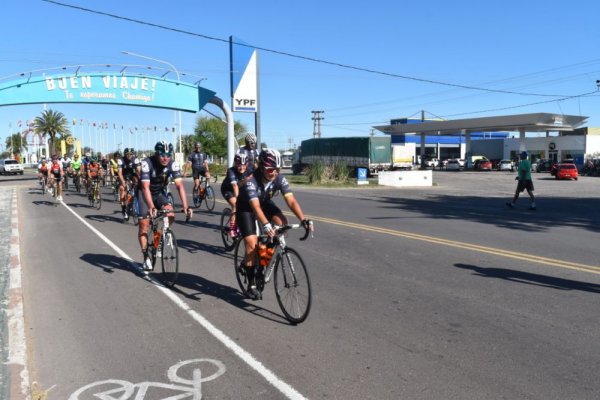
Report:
122,51,183,158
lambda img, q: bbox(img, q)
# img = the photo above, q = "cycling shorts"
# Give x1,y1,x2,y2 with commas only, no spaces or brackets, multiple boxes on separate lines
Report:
137,191,172,219
235,201,283,238
192,168,208,180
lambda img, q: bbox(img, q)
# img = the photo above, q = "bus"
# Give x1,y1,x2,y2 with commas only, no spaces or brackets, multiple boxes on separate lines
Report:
281,150,293,169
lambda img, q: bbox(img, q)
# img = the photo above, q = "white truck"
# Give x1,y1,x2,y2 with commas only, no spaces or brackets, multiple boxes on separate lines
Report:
391,144,415,170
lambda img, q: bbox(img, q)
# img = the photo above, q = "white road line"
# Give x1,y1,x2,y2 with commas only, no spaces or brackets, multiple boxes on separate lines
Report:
60,201,308,400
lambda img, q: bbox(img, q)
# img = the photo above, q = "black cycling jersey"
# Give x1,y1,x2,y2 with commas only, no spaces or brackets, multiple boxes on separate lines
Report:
237,169,291,212
221,166,252,194
188,151,208,171
118,156,140,180
139,156,182,196
238,146,258,173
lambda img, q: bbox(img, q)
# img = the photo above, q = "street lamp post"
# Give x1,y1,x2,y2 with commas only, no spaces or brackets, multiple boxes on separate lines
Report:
121,51,183,158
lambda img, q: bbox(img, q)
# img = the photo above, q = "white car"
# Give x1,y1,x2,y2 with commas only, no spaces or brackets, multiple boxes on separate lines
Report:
0,159,24,175
497,159,514,171
446,159,461,171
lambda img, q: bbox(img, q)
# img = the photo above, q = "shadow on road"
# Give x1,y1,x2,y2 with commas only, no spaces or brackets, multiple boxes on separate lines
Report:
80,253,133,274
172,272,292,325
375,195,600,233
454,263,600,294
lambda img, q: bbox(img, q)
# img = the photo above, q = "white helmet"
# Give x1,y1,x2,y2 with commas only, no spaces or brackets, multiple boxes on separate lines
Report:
244,132,257,145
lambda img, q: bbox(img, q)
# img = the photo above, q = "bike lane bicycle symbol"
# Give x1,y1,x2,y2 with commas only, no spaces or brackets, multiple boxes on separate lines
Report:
69,358,226,399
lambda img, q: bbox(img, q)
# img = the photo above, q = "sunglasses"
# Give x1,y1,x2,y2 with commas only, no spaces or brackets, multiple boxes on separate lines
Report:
264,167,278,173
159,153,172,158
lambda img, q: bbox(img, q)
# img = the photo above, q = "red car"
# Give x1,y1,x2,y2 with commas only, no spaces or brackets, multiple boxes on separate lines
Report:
555,163,578,180
473,159,492,171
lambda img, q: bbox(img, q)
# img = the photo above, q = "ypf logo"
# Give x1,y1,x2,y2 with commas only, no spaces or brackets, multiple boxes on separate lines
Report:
235,99,256,108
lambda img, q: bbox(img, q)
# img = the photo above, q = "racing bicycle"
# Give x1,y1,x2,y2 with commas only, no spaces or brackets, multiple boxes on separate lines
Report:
124,180,139,225
233,223,312,323
146,209,191,288
88,178,102,210
192,175,216,211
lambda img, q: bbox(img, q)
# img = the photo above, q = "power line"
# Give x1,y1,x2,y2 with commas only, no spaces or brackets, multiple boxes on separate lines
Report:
43,0,571,98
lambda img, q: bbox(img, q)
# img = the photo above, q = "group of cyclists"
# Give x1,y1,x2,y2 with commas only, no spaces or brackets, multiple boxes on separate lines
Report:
36,132,313,300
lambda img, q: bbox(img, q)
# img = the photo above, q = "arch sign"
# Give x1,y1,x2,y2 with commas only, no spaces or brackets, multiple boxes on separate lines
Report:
0,72,216,112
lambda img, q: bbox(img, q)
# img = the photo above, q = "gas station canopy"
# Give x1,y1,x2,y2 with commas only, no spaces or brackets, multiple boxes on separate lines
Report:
374,113,588,136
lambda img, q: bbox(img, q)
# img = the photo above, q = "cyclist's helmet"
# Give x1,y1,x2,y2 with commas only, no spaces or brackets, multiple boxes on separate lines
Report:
73,154,79,159
194,142,202,148
234,152,248,165
91,155,98,162
114,150,121,158
259,148,281,169
520,151,528,159
244,132,257,146
155,141,174,156
123,148,129,155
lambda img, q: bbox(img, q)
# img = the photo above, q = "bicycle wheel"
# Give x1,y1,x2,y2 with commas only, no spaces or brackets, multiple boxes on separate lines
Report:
95,186,102,210
205,186,215,211
53,185,58,205
41,179,46,195
167,192,174,207
233,239,250,293
274,247,312,323
131,196,139,226
161,229,179,288
193,187,201,208
75,176,81,193
220,208,236,251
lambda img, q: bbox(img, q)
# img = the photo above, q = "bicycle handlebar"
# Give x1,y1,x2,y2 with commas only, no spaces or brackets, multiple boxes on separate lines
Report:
150,208,193,222
262,223,311,241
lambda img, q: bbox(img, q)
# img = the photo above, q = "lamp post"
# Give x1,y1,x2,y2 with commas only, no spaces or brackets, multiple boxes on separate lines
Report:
121,51,183,157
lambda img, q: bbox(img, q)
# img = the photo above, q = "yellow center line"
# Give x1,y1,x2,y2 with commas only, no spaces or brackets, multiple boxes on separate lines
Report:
215,198,600,275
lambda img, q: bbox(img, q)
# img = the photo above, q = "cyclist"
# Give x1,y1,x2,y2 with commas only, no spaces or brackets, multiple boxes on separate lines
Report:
37,158,49,189
86,155,103,199
81,152,92,192
220,152,251,237
118,148,141,221
69,153,82,188
60,154,71,190
236,148,313,299
238,132,259,173
109,152,120,186
138,141,193,271
185,142,210,204
48,154,64,200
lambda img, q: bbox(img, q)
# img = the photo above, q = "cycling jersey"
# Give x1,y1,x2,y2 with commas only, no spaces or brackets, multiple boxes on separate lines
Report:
71,159,82,171
139,156,182,196
220,166,251,198
118,156,140,180
50,161,62,176
237,169,292,212
188,151,209,171
110,159,119,174
38,162,49,174
87,162,101,179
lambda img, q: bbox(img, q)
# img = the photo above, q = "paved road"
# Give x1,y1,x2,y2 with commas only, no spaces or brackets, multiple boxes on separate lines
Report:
3,170,600,399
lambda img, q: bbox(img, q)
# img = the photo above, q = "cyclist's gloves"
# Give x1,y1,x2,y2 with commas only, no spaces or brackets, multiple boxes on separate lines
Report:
262,222,274,236
302,218,314,231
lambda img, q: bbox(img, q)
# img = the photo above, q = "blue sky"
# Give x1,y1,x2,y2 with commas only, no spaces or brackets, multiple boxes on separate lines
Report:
2,0,600,154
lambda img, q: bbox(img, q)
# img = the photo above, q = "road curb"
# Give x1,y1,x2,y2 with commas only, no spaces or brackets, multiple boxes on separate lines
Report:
5,188,31,400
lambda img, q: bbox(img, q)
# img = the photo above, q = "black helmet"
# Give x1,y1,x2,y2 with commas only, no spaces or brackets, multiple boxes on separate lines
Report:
123,148,129,155
520,151,528,159
128,148,135,155
259,148,281,169
155,141,174,156
114,150,121,158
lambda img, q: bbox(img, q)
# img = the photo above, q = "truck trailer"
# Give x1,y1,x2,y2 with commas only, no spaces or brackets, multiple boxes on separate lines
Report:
292,136,392,175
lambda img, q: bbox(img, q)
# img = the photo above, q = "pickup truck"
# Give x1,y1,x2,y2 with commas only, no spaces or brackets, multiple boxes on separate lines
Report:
0,159,24,175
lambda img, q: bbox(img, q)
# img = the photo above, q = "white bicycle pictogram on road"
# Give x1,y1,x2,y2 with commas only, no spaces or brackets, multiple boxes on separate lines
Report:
69,358,226,399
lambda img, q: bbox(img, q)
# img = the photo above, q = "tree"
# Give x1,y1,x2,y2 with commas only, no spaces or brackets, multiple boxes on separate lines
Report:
33,109,70,156
192,117,247,158
5,133,27,157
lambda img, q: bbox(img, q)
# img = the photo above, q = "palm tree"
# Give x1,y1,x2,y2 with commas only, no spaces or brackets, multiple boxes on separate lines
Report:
4,133,27,158
33,109,70,156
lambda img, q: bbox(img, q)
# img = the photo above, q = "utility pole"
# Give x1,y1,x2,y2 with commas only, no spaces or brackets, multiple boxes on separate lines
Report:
311,110,324,138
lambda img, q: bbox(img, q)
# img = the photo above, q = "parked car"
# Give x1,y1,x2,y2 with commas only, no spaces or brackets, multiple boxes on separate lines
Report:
497,159,514,171
0,159,24,175
446,159,461,171
473,159,492,171
555,163,578,180
536,159,555,173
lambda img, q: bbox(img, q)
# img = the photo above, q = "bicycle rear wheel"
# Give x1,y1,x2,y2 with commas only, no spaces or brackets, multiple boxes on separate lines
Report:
220,208,236,251
205,186,215,211
274,247,312,323
161,229,179,288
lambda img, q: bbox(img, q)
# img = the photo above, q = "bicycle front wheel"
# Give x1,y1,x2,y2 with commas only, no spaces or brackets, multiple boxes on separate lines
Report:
233,239,251,293
131,196,139,226
95,187,102,210
161,229,179,288
205,186,215,211
220,208,236,251
193,187,201,208
274,247,312,324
